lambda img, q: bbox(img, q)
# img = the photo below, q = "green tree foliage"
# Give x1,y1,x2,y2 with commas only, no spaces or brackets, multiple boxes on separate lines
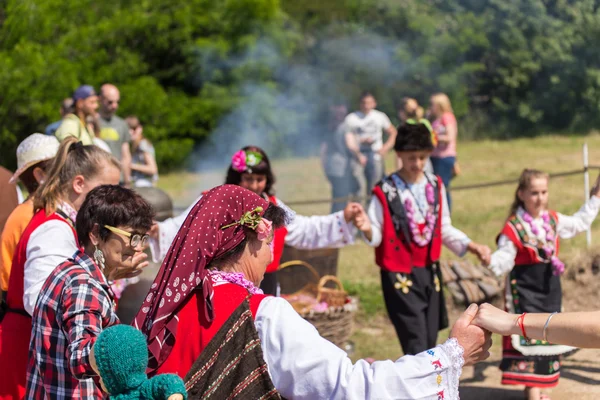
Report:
0,0,292,169
2,0,600,170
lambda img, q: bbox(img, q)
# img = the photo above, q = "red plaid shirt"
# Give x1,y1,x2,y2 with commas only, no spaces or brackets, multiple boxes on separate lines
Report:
26,250,119,399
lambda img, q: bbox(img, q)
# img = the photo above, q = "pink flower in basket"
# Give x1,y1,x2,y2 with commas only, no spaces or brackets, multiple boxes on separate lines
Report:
312,302,329,312
256,218,273,241
231,150,247,172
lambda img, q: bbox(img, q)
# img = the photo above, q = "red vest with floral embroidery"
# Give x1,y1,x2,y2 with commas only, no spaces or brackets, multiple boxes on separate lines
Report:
500,211,560,265
373,176,444,273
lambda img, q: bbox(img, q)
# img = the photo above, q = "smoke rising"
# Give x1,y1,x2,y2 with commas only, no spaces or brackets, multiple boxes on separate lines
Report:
190,28,410,185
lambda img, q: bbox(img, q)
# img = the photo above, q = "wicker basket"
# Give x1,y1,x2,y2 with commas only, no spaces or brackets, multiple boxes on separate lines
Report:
299,298,358,348
316,275,347,308
278,260,357,348
278,260,320,314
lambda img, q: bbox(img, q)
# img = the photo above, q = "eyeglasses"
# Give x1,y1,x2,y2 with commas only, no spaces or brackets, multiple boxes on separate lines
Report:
104,225,149,249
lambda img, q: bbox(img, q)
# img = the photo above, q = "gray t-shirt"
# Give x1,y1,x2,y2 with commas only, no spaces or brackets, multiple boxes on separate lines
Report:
98,115,130,160
324,123,352,178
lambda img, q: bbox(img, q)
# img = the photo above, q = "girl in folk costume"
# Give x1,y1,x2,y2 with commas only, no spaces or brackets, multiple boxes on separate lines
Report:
487,169,600,400
149,145,363,295
0,138,145,399
354,121,491,356
135,185,492,400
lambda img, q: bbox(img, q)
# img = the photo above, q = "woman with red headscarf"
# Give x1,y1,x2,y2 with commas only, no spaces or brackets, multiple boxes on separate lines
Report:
149,146,363,295
135,184,492,399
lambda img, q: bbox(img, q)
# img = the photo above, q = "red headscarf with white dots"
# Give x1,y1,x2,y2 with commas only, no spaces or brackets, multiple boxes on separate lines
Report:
134,184,270,372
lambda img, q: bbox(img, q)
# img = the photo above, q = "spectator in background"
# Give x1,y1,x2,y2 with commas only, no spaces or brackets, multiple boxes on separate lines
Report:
86,114,112,154
321,104,361,213
429,93,459,211
398,97,433,174
126,116,158,187
55,85,98,145
344,92,397,197
98,83,132,185
44,98,74,136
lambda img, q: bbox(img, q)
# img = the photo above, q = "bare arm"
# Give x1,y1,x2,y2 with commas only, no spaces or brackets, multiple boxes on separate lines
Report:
474,303,600,348
121,142,132,185
130,151,158,176
344,132,366,166
380,125,397,154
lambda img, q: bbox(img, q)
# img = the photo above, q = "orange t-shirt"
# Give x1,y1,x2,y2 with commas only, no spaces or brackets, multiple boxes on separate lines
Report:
0,199,34,291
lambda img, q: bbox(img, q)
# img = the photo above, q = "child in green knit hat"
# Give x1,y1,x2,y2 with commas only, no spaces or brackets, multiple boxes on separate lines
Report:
90,324,187,400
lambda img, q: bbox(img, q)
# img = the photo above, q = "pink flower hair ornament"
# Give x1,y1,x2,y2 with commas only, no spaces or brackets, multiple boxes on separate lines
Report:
231,150,264,173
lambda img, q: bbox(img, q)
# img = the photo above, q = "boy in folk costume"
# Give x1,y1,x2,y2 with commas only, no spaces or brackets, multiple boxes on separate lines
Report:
486,169,600,400
354,120,491,355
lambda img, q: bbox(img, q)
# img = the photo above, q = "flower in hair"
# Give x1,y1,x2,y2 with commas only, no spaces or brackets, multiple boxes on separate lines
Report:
231,150,264,173
221,206,271,239
256,218,273,241
231,150,247,172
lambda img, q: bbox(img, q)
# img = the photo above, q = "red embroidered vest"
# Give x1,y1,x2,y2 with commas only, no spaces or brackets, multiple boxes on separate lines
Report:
7,209,77,311
500,211,560,266
155,284,268,378
373,176,443,273
266,196,287,274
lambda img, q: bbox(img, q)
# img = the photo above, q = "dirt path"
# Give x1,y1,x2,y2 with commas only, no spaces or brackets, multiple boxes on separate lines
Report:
460,348,600,399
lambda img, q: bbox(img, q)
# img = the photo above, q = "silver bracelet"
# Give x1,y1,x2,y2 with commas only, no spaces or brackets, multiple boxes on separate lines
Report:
543,312,558,343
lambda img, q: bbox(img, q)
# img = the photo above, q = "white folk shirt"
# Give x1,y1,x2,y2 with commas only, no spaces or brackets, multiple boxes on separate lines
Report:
343,110,392,152
362,172,472,256
489,196,600,276
150,196,355,263
255,296,464,399
23,219,78,315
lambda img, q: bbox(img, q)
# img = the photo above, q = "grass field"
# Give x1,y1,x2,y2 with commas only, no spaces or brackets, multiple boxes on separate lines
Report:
157,134,600,361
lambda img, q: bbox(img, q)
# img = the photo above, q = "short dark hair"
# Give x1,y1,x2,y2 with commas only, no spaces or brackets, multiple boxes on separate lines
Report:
209,203,288,270
19,159,52,195
359,91,375,101
224,146,276,196
76,185,155,248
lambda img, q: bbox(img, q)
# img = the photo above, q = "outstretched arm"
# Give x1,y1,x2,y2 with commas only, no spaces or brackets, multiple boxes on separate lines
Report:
474,303,600,349
256,298,490,400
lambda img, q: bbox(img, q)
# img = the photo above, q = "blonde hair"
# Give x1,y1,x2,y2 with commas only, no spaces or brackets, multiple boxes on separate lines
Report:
430,93,454,115
508,169,549,217
34,137,121,214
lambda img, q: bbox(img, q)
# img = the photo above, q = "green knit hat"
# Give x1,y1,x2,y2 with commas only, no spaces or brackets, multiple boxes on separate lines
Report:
95,325,187,400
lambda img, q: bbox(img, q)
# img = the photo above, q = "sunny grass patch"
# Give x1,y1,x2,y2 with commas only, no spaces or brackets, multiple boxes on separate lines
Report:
157,134,600,360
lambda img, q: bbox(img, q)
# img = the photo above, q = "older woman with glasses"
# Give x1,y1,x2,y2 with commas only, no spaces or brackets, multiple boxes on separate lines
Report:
25,185,154,399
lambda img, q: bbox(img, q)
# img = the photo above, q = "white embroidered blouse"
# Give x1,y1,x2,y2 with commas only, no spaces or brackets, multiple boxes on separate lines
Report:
150,195,355,263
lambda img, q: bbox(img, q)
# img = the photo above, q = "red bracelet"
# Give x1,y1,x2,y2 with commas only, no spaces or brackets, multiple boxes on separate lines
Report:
517,313,528,339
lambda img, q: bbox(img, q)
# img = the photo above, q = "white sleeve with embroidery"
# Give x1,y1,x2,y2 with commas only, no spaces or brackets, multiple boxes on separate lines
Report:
256,297,464,400
277,199,355,249
24,220,78,315
362,196,384,247
148,195,202,263
440,184,472,256
488,235,518,277
556,196,600,240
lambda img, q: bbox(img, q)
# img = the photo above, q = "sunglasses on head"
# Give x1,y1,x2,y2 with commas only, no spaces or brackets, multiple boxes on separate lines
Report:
104,225,149,248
